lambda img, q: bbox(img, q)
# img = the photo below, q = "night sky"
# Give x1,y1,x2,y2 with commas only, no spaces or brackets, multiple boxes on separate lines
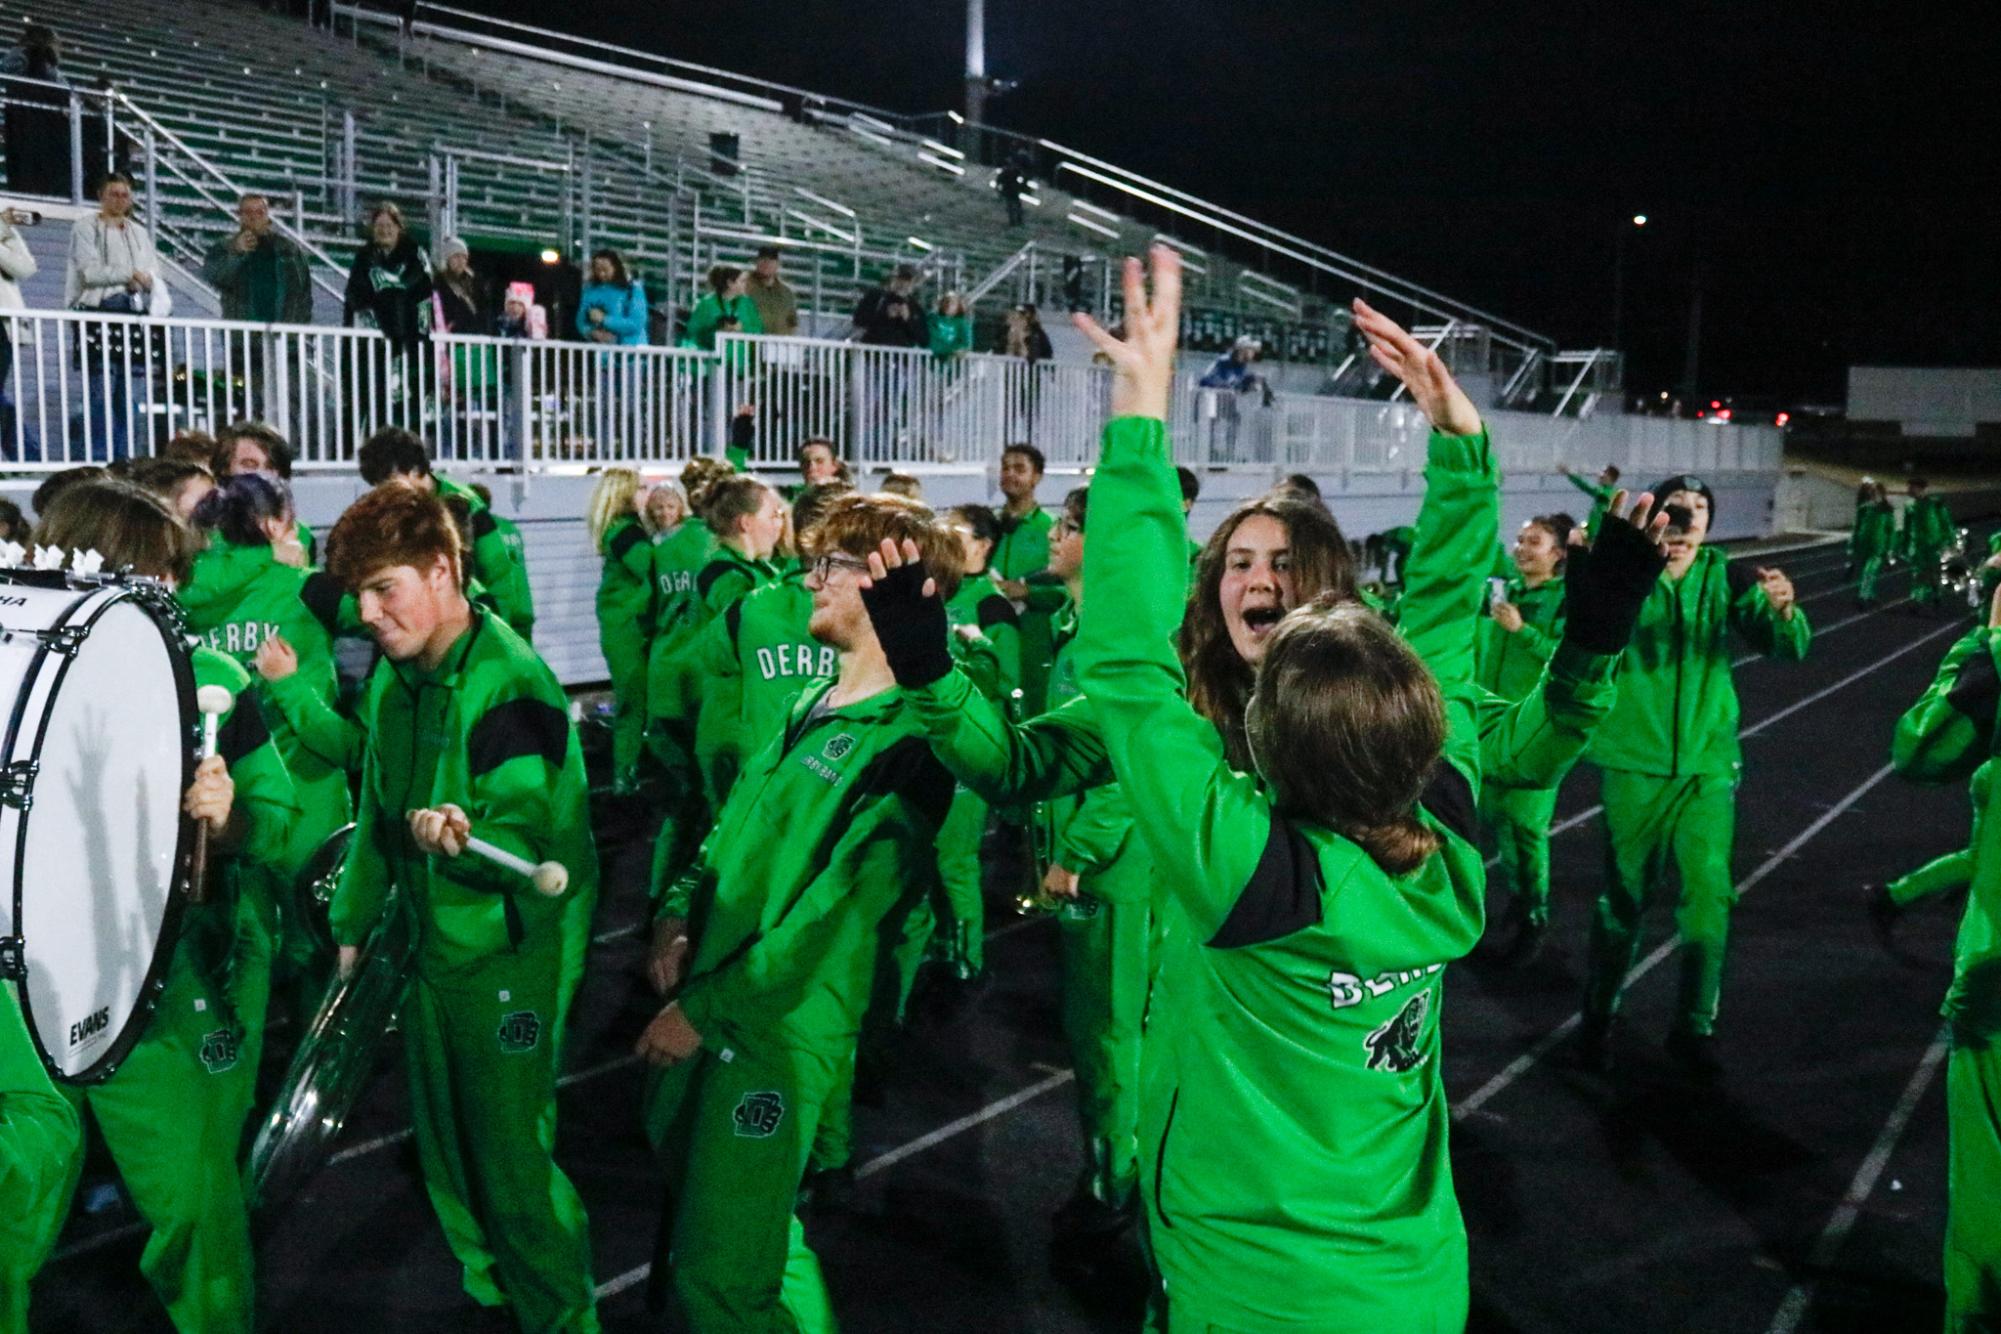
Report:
476,1,1998,404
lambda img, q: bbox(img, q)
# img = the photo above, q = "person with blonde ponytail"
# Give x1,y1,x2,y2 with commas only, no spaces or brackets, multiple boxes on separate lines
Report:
589,467,653,793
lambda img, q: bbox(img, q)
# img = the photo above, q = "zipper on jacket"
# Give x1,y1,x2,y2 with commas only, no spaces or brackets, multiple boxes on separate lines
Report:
1670,584,1685,775
1152,1088,1180,1229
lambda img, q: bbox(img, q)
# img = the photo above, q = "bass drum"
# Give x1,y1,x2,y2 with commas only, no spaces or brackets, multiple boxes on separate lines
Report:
249,893,414,1212
0,573,195,1083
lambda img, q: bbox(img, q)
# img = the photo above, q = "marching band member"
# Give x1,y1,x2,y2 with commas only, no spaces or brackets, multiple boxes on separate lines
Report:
325,483,600,1333
0,981,81,1332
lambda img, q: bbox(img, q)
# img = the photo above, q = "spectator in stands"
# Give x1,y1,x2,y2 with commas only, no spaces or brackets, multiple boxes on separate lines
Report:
67,171,170,461
0,205,35,449
853,265,927,347
2,23,69,198
1200,335,1267,395
881,472,923,500
213,421,315,557
996,151,1031,227
1005,303,1053,363
796,438,852,491
744,245,798,337
0,496,25,543
203,193,314,325
931,291,973,364
577,248,649,346
682,264,762,352
430,237,483,333
496,282,548,340
342,202,430,347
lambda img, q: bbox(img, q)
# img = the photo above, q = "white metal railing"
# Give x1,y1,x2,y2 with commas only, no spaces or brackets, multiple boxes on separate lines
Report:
0,309,1781,478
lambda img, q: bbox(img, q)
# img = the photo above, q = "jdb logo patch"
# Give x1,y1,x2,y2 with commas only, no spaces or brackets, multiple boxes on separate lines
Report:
1363,993,1429,1074
821,734,856,762
497,1010,542,1053
199,1028,240,1075
733,1090,785,1138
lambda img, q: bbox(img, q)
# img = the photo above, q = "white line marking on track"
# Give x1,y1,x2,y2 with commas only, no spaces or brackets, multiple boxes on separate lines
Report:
1455,764,1897,1120
592,1067,1076,1301
1763,1029,1952,1334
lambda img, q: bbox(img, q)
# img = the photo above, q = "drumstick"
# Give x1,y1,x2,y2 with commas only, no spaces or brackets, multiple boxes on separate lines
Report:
188,685,234,904
464,837,570,897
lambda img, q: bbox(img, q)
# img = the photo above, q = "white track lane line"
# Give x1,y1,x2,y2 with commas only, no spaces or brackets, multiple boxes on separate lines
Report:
1763,1029,1951,1334
1455,763,1898,1120
592,1067,1077,1301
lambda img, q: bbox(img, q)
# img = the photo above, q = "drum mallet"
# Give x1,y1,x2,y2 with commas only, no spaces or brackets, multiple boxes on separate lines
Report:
189,684,234,903
465,837,569,897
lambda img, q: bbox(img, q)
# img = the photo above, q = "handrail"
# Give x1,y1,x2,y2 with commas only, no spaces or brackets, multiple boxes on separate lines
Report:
106,89,350,303
966,240,1037,305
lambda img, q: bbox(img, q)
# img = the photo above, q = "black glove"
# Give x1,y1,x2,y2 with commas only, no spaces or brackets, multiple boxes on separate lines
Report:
858,560,953,688
1562,515,1666,655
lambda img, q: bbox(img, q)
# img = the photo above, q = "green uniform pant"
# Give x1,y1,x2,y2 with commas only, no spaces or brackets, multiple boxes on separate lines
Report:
815,898,937,1176
643,1039,841,1332
1858,554,1888,605
603,630,649,793
1057,886,1149,1208
403,945,599,1334
1947,1032,2001,1332
1584,769,1739,1037
1482,783,1560,928
931,786,988,980
1891,849,1976,909
1913,546,1948,606
647,725,710,898
63,953,257,1334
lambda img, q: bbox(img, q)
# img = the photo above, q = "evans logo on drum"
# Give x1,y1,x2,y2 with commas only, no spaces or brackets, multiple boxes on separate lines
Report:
69,1005,111,1050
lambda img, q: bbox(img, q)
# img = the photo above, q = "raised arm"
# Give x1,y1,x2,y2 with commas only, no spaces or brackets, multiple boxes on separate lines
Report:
1893,623,2000,786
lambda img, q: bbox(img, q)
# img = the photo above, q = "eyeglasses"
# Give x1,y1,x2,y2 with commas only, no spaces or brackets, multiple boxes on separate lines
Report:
810,552,872,582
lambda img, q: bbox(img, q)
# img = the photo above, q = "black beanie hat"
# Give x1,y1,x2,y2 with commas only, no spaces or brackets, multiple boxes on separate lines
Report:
1650,474,1716,526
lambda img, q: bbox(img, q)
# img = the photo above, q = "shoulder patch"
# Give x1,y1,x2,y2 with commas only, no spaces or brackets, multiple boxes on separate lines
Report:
300,570,346,635
858,734,955,831
467,697,571,777
1210,810,1326,949
977,594,1020,629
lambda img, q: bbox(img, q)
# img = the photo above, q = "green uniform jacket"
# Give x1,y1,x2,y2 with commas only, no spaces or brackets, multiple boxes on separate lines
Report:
993,506,1054,583
1850,500,1898,562
180,538,356,860
1905,494,1957,559
1565,472,1616,534
332,609,599,974
1474,573,1565,704
659,681,955,1052
1074,416,1492,1328
436,476,535,639
1588,547,1811,777
1891,623,2001,1037
909,429,1616,815
682,291,764,352
945,567,1022,698
1044,604,1139,891
0,981,81,1327
650,522,716,653
597,515,656,641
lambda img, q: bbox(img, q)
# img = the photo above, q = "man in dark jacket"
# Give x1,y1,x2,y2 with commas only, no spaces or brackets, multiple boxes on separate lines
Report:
204,193,316,325
852,266,927,348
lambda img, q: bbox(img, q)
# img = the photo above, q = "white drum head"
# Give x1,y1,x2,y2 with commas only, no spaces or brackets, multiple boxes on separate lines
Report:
6,589,193,1081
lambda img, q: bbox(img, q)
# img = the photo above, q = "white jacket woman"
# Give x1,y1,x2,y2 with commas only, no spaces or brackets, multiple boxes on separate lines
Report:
0,210,36,310
65,192,172,317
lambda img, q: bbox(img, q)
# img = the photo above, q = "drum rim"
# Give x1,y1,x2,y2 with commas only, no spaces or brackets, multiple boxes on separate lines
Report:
10,585,197,1084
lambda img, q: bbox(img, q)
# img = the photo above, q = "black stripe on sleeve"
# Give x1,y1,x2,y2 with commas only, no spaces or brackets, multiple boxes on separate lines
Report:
609,523,645,562
218,690,272,766
859,735,955,831
725,598,746,651
470,507,498,540
1209,810,1325,948
1724,560,1758,599
695,560,737,602
1946,644,2000,728
976,594,1019,630
1418,761,1479,846
466,697,571,778
300,570,346,635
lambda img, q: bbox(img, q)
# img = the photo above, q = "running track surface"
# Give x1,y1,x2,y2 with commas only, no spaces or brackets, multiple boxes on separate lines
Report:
30,532,1994,1333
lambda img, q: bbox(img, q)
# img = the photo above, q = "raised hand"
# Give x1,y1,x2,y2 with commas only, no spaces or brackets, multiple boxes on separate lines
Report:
254,632,299,682
1352,299,1483,437
1073,245,1182,422
1562,490,1669,655
1757,567,1796,619
858,537,952,688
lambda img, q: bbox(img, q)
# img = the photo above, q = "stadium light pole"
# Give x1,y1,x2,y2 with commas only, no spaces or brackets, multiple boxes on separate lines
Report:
1612,212,1648,359
965,0,988,127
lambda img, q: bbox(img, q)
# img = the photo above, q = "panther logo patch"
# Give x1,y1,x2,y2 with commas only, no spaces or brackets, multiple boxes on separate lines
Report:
199,1028,240,1075
733,1090,785,1138
497,1010,542,1053
1363,992,1430,1074
821,734,856,762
